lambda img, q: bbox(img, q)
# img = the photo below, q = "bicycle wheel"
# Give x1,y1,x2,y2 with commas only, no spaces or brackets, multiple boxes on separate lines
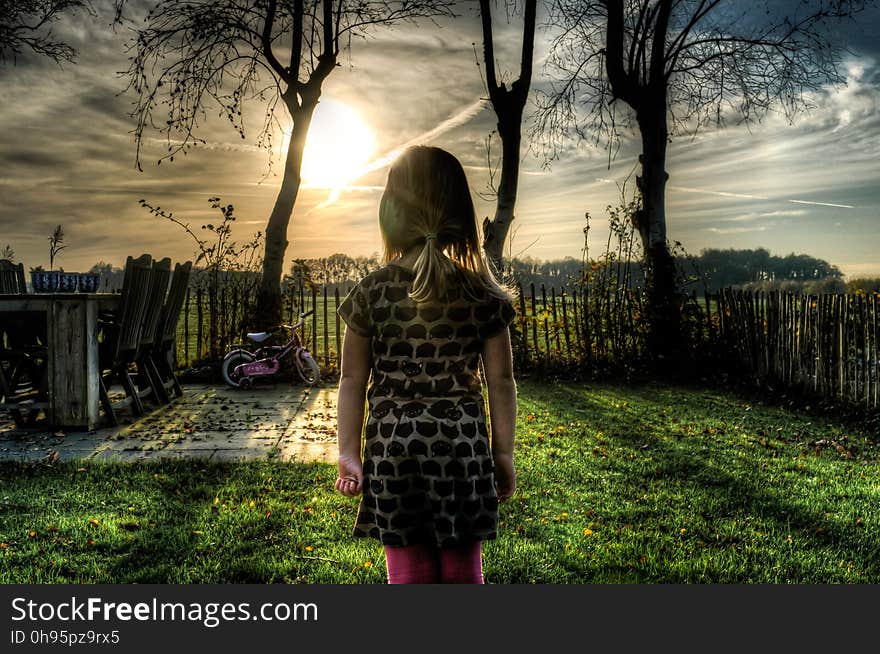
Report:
295,351,320,386
221,350,255,388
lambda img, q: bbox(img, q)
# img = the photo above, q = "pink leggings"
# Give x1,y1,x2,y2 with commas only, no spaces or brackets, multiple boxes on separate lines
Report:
384,540,484,584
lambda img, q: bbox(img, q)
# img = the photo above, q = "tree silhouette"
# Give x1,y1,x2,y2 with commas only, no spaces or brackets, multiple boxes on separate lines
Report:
537,0,874,359
478,0,536,275
0,0,119,65
125,0,454,328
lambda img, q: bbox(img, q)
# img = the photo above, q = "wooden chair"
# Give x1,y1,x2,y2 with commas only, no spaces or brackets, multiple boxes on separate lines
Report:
0,260,26,293
98,254,153,425
134,257,172,405
0,259,38,349
151,260,192,400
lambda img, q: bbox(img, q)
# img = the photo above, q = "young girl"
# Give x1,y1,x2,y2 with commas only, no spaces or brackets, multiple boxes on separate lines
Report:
335,145,517,584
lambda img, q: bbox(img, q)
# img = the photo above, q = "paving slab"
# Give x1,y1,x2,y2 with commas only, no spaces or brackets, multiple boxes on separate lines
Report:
0,381,339,464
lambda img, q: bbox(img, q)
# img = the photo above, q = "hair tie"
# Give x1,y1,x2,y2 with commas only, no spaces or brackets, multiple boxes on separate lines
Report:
424,232,438,241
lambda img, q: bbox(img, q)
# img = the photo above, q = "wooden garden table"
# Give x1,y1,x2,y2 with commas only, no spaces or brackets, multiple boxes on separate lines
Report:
0,293,120,430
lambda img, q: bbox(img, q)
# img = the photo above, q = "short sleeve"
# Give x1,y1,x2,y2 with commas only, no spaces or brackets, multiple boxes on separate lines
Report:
338,278,373,337
480,295,516,340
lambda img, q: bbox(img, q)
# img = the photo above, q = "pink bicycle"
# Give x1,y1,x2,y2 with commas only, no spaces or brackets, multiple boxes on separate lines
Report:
221,310,320,388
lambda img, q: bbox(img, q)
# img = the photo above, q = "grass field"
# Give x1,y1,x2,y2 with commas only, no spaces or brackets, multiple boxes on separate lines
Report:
1,379,878,583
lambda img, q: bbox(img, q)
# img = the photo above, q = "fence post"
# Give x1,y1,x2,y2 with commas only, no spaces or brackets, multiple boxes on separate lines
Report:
184,286,190,368
312,287,318,356
550,286,561,358
871,294,880,409
335,286,342,370
195,287,203,364
529,283,539,363
561,289,572,361
323,285,330,367
220,286,228,355
704,291,713,341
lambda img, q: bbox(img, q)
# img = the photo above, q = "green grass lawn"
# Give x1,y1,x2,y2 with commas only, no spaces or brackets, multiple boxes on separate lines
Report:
1,380,878,583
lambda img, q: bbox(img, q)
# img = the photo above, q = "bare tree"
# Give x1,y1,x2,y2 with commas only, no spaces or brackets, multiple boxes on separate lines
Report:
125,0,454,327
478,0,537,275
0,0,105,64
537,0,873,358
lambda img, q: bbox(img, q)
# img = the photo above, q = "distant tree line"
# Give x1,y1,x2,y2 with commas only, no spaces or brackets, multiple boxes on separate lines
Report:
83,248,878,298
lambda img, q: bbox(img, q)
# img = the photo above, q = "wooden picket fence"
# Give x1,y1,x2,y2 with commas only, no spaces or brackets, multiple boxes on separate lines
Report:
172,279,880,412
714,289,880,409
175,283,349,370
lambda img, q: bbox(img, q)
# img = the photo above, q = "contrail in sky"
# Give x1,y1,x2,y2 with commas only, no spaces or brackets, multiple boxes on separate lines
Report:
667,184,855,209
787,199,855,209
307,98,488,212
358,97,488,177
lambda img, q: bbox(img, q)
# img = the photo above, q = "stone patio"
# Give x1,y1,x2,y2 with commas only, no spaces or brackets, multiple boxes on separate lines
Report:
0,383,338,464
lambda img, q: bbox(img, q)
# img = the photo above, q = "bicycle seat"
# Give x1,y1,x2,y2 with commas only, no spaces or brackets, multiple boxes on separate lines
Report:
246,332,271,343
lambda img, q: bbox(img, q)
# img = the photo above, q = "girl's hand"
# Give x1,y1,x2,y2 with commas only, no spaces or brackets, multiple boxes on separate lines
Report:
335,454,363,497
493,453,516,502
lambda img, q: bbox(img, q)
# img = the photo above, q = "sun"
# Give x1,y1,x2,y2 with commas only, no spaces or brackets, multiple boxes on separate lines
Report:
300,98,376,189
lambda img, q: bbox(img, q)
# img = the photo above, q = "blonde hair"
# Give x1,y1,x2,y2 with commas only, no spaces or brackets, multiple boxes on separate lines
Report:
379,145,513,304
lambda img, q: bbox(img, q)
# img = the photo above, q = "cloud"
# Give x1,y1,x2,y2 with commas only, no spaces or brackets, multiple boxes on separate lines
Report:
0,6,878,275
724,209,808,222
705,225,771,235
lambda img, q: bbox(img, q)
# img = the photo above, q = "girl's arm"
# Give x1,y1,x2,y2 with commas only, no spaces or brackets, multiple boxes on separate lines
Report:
335,327,372,497
482,327,517,501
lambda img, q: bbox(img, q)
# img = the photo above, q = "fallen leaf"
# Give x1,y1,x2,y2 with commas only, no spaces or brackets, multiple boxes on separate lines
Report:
28,530,36,538
305,546,313,552
88,518,99,527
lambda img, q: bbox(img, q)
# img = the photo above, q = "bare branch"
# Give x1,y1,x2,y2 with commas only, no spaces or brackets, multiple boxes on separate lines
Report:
123,0,456,170
0,0,96,65
479,0,500,94
261,0,291,85
540,0,873,149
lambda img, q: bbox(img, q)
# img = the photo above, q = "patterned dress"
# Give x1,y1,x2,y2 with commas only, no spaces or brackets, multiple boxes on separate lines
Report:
338,262,516,548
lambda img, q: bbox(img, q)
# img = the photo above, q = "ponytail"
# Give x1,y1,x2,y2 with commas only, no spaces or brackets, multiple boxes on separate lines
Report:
409,233,457,303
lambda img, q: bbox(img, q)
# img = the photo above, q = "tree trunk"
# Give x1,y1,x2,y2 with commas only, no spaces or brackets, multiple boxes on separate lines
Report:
483,105,524,275
254,95,318,329
636,99,681,361
479,0,535,278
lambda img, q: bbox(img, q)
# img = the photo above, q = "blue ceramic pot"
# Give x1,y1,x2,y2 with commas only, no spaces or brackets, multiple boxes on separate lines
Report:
58,272,79,293
77,273,101,293
31,270,60,293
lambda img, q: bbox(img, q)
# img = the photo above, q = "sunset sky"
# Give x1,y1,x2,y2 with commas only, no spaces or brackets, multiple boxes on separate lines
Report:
1,1,878,279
